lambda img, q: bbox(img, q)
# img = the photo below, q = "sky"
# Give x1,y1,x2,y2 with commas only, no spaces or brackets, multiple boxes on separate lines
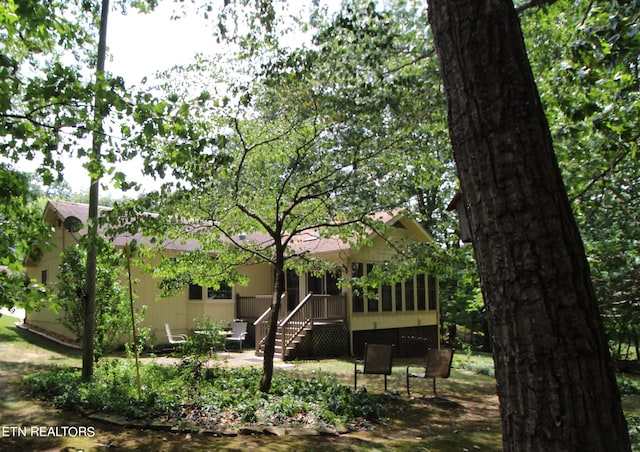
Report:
17,1,337,198
64,3,217,196
108,2,215,85
11,2,216,196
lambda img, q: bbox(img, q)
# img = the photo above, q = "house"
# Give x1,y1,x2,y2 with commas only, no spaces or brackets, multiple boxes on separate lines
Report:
25,200,441,358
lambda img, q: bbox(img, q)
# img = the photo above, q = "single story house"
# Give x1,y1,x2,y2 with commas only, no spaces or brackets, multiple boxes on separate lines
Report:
25,200,440,358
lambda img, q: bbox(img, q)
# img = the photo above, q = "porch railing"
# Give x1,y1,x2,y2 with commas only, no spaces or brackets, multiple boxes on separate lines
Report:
237,294,273,319
279,293,314,360
311,294,346,320
253,293,286,352
239,293,346,321
252,292,346,358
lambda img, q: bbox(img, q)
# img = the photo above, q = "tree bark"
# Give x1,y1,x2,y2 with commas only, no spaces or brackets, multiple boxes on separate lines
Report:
259,255,285,393
427,1,630,450
83,0,109,381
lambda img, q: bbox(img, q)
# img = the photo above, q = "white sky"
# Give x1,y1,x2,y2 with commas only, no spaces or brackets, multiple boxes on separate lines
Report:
108,2,216,86
12,3,215,196
68,3,217,197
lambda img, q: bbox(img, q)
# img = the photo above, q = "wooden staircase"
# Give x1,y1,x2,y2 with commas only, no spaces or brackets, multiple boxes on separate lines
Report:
255,322,313,359
253,292,347,360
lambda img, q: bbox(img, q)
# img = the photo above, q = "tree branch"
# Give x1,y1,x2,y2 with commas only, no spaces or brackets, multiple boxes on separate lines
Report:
571,135,638,204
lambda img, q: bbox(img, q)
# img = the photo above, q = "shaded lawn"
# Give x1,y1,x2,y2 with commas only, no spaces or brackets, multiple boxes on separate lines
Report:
0,315,503,450
6,315,637,450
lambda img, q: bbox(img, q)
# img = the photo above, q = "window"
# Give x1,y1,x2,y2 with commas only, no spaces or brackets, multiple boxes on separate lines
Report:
417,273,427,311
366,264,378,313
326,271,341,295
428,275,438,310
308,270,342,295
350,263,436,314
352,263,364,313
41,270,48,284
189,284,203,300
208,282,233,300
395,283,403,311
381,283,392,312
308,274,323,294
405,278,415,311
189,282,232,300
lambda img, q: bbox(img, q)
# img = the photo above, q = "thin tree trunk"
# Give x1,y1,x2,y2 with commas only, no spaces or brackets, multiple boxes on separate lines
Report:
427,0,630,449
259,260,285,393
83,0,109,381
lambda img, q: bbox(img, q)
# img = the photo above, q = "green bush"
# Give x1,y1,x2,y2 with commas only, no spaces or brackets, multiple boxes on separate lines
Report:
617,376,640,396
23,367,83,410
453,355,495,377
53,237,147,359
627,415,640,451
183,316,226,357
23,359,382,429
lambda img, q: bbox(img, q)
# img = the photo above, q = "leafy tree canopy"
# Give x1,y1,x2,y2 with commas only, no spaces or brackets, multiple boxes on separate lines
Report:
0,164,51,310
522,0,640,355
0,0,160,188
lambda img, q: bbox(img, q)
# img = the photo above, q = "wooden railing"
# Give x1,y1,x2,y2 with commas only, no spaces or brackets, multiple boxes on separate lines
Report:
252,293,347,358
279,293,314,360
237,294,273,319
252,293,286,352
310,294,346,320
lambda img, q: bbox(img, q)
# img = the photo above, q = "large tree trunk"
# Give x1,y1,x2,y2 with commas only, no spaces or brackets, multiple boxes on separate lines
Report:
427,1,630,450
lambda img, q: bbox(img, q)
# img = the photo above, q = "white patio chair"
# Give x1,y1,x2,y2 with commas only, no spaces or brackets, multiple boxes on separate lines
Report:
225,321,248,352
164,323,188,346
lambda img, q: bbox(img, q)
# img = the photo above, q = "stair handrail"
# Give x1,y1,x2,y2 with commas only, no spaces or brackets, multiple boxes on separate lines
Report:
279,292,314,360
253,293,286,352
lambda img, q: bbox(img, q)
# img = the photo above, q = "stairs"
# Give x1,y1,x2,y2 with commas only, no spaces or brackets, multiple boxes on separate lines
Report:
253,292,348,360
255,324,312,359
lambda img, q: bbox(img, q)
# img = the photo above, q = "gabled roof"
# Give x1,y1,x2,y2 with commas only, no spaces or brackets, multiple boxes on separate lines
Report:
45,200,200,252
44,200,431,256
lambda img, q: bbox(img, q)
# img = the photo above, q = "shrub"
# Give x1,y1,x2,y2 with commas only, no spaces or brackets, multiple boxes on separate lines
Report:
183,316,226,357
23,359,382,429
54,237,146,359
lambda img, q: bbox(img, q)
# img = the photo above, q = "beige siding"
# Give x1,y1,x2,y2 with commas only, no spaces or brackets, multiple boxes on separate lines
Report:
128,256,191,342
237,262,273,296
350,311,439,331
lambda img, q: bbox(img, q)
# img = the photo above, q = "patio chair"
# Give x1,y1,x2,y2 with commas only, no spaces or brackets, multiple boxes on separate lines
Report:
164,323,188,346
406,348,455,397
225,321,248,352
354,343,394,392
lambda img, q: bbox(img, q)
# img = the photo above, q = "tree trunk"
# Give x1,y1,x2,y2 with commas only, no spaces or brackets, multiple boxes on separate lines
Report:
259,259,285,393
83,0,109,381
427,1,631,450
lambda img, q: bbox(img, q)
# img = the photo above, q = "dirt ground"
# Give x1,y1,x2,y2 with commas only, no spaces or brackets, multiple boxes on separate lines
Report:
0,317,502,451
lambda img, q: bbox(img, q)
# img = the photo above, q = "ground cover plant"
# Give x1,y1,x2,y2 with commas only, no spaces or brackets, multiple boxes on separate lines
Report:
23,357,382,431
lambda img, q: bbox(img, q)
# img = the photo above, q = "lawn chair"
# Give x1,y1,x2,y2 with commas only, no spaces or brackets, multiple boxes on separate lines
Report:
354,343,394,392
406,348,455,397
225,321,248,352
164,323,188,346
